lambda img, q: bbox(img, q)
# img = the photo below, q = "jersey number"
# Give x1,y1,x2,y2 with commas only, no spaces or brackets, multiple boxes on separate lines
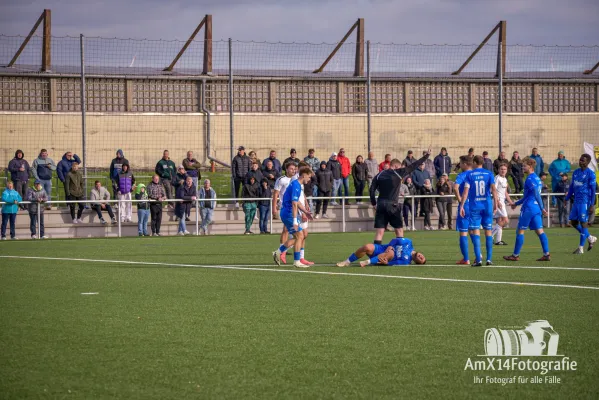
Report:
475,181,486,196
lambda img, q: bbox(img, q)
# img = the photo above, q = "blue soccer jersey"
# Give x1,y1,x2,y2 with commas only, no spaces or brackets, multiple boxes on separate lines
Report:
516,173,544,214
465,168,494,211
455,170,471,232
280,179,303,234
369,237,414,265
566,168,596,223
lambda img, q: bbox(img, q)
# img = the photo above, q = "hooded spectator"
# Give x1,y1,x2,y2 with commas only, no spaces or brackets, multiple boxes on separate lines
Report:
1,181,22,240
110,149,128,197
433,147,451,179
423,150,436,181
327,152,342,206
116,162,135,223
352,155,368,203
548,151,571,195
530,148,544,176
241,176,260,234
315,161,333,218
32,149,56,207
7,150,30,209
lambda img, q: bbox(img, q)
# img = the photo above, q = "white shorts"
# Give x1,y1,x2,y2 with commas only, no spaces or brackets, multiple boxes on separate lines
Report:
494,206,508,218
301,221,309,230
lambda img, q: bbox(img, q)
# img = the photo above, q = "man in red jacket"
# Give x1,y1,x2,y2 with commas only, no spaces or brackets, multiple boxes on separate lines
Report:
379,154,391,172
337,148,351,205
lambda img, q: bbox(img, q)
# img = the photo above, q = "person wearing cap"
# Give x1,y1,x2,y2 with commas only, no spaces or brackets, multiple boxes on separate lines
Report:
110,149,128,199
530,148,545,176
135,183,150,236
26,180,48,239
262,150,282,175
434,147,452,179
232,146,251,206
155,150,176,207
283,149,300,173
90,180,116,225
549,151,571,200
379,154,392,172
199,179,217,235
555,172,570,227
1,181,22,240
326,152,342,206
32,149,56,208
182,150,202,190
402,151,416,169
173,165,189,221
337,148,351,205
482,151,494,172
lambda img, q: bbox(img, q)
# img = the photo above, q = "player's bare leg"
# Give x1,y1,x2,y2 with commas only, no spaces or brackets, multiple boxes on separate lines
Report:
300,228,314,265
279,226,289,264
273,233,295,266
337,244,375,267
293,233,309,268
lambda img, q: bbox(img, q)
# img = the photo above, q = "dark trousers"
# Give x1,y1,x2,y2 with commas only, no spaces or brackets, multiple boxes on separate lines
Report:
161,179,174,204
403,201,413,226
29,212,44,236
68,195,84,220
258,203,270,233
446,202,453,229
436,200,446,227
92,204,115,220
556,198,569,225
1,213,17,238
234,177,244,200
315,189,331,215
15,181,28,208
423,209,431,227
150,203,163,234
512,175,523,193
354,179,365,203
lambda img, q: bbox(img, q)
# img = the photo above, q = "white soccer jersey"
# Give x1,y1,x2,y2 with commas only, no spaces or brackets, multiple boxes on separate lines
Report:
495,175,508,202
274,175,292,207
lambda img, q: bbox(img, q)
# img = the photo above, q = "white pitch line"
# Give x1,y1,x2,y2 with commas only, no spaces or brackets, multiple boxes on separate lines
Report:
1,255,599,291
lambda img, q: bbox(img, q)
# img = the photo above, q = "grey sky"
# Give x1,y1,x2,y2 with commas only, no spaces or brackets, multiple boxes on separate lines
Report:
1,0,598,45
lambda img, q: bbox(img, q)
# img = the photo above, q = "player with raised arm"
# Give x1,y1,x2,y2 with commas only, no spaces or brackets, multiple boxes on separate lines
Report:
492,163,514,246
272,167,314,268
272,163,297,264
459,155,498,266
453,155,473,265
503,157,551,262
336,237,426,267
565,153,597,254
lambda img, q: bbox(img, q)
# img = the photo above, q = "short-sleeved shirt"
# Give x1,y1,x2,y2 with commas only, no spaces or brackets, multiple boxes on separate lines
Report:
495,175,508,203
280,179,302,219
464,168,494,211
274,175,291,207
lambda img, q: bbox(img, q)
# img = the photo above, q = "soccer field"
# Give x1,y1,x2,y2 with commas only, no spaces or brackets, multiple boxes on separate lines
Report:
1,229,598,399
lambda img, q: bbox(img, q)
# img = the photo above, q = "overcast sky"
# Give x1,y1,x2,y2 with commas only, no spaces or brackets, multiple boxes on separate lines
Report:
1,0,598,45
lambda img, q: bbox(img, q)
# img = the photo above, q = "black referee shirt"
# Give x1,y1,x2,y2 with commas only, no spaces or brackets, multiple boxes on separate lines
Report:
369,154,430,206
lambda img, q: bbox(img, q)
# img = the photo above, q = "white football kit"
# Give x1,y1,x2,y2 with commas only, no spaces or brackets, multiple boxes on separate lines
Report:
494,175,508,218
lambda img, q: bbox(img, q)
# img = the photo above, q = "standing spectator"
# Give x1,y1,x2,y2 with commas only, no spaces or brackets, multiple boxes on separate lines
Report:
379,154,392,172
199,179,217,235
509,151,524,193
493,151,508,175
173,166,189,221
352,155,368,203
147,174,167,236
182,151,202,189
248,151,258,165
258,178,272,234
109,149,128,198
300,162,317,211
444,174,454,230
412,163,431,217
65,162,85,223
397,181,409,223
116,162,135,223
420,179,435,230
26,180,48,239
456,148,475,173
402,177,416,230
262,150,282,174
304,149,320,172
232,146,251,205
32,149,56,208
530,147,544,176
57,151,81,204
241,176,260,234
327,152,342,206
175,176,197,235
548,151,571,196
135,183,150,236
90,180,116,224
435,174,452,230
315,161,333,219
403,151,416,169
283,149,301,173
434,147,451,179
555,173,570,227
262,160,280,188
423,150,436,182
155,150,176,206
364,151,378,188
1,181,21,240
8,149,30,209
482,151,494,172
337,148,351,204
246,161,264,185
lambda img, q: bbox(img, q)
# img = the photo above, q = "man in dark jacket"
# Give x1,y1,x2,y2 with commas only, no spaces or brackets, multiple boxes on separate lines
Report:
155,150,176,206
110,149,128,198
493,151,508,175
232,146,251,205
57,151,82,204
411,163,431,217
482,151,494,172
147,174,167,236
175,176,197,235
509,151,524,193
262,160,280,188
8,149,31,209
327,152,342,205
262,150,282,174
173,165,189,221
352,155,368,203
65,162,85,223
315,161,333,218
283,149,301,173
433,147,452,179
182,150,202,189
32,149,56,208
403,151,416,168
246,161,264,185
258,178,272,234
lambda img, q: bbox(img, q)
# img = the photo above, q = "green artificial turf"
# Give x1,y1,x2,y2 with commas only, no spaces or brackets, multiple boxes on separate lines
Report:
1,230,598,399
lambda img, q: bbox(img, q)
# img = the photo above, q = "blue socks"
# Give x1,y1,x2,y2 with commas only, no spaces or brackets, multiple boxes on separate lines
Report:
459,236,469,261
278,244,287,253
514,233,525,256
580,228,589,247
294,251,301,261
349,253,359,263
574,224,583,234
470,234,482,262
539,233,550,254
485,235,493,262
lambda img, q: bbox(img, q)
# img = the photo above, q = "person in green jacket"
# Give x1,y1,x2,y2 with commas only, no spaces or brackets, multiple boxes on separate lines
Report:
155,150,176,206
65,162,85,223
1,181,22,240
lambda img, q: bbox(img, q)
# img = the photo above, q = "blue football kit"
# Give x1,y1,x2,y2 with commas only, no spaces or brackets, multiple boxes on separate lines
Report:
280,179,303,234
369,237,414,266
566,168,597,224
455,170,471,233
464,168,495,230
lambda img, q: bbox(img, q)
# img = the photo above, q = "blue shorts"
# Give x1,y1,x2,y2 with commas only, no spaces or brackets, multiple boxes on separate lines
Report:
372,244,388,257
281,213,303,235
517,211,543,231
569,203,589,223
456,214,470,233
469,208,493,231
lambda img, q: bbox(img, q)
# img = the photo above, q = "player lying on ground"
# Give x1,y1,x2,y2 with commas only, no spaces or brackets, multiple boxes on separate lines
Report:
336,237,426,267
272,167,313,268
565,153,597,254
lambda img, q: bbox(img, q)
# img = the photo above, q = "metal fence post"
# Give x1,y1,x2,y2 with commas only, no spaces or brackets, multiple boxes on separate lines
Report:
37,201,41,238
195,198,199,235
269,197,273,234
366,40,371,153
497,34,503,153
342,197,346,232
229,38,235,202
411,196,415,230
546,193,551,228
117,198,122,237
79,34,88,204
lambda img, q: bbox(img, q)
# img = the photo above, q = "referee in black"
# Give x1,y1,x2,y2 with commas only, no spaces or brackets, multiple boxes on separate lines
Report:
369,147,432,244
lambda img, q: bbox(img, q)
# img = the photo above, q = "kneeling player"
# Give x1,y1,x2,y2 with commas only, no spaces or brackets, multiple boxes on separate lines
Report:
336,237,426,267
